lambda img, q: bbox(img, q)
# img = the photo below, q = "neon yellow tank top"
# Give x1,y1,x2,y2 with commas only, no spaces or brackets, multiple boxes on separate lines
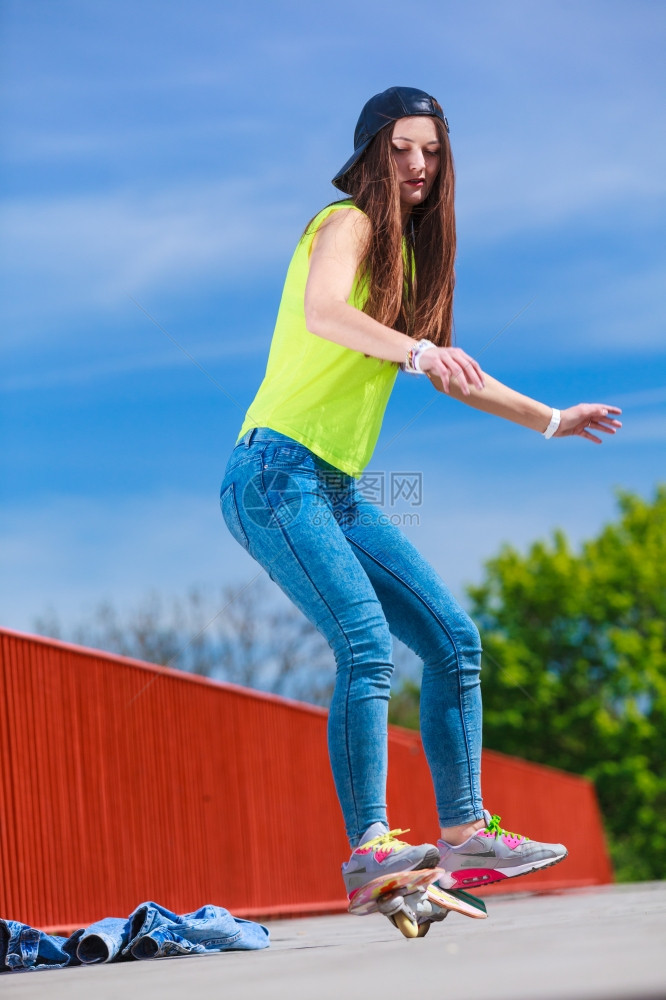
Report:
236,200,399,477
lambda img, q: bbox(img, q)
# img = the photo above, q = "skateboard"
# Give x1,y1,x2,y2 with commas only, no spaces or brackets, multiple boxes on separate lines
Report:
348,867,487,938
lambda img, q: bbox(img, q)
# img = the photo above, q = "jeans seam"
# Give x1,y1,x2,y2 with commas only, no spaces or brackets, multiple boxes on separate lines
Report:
346,536,481,818
259,463,361,839
220,483,250,551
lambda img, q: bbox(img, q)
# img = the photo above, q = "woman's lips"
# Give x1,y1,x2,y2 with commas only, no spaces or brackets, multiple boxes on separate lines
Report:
405,179,424,186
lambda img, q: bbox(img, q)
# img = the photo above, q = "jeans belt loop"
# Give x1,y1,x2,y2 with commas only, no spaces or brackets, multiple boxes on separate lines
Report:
244,428,257,448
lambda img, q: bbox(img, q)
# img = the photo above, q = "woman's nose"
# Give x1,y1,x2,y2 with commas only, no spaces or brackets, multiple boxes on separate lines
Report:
408,150,426,172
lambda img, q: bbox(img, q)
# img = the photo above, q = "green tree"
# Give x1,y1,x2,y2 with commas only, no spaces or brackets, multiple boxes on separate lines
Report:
389,486,666,882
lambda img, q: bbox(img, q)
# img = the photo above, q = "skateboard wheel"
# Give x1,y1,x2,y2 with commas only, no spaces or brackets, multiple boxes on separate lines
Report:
393,910,419,939
416,922,431,938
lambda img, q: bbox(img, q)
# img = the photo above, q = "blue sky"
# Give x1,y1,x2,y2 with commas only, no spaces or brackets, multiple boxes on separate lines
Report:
2,0,665,634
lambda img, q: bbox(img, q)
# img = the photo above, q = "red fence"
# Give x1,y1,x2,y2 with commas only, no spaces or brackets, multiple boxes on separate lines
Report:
0,628,612,932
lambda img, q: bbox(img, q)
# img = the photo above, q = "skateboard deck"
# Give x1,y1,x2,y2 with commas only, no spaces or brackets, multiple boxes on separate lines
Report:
348,867,439,916
348,867,487,937
426,881,487,918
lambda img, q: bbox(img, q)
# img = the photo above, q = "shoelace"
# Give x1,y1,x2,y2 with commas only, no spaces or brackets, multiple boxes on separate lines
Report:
485,813,529,842
358,827,412,852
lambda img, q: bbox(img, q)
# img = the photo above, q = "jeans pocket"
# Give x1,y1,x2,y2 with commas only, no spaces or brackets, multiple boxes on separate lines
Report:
220,482,250,551
262,442,318,474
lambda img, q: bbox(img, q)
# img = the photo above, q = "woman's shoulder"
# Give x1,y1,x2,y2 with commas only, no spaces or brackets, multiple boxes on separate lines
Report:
316,197,365,219
302,199,369,243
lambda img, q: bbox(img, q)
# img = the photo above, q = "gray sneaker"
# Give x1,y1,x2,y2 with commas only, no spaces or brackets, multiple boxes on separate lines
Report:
342,824,440,899
438,811,568,890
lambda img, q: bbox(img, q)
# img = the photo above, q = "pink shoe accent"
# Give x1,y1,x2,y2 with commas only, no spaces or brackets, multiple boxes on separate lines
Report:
501,833,524,850
478,830,495,839
374,848,393,863
353,846,372,855
450,867,507,889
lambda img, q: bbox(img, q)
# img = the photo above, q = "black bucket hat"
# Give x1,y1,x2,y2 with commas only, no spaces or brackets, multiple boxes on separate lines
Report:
332,86,449,192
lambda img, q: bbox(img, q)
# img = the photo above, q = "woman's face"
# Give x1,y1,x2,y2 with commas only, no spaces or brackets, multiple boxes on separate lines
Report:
391,116,441,212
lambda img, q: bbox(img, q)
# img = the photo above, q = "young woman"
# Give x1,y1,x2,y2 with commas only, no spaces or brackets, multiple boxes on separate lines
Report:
220,87,622,897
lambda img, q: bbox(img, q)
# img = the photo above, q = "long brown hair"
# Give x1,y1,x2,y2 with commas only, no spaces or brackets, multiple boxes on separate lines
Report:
339,115,456,346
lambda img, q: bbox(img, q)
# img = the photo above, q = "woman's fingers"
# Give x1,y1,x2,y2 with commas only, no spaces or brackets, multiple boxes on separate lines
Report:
557,404,623,442
589,406,622,429
592,417,622,432
581,426,603,444
462,354,485,390
434,367,451,393
445,359,470,394
420,348,485,393
446,348,485,390
585,405,623,435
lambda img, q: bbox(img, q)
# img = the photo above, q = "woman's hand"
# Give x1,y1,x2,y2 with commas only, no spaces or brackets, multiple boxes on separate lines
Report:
555,404,623,444
418,346,485,395
427,364,624,444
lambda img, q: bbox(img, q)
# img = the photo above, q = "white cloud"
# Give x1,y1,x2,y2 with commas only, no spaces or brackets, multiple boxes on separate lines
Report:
1,178,301,345
2,0,664,374
611,386,666,408
454,251,666,359
609,413,666,445
455,95,666,246
4,450,654,639
0,332,269,393
1,491,258,634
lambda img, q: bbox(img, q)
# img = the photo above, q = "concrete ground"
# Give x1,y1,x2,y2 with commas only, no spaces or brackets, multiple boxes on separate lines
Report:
3,882,665,1000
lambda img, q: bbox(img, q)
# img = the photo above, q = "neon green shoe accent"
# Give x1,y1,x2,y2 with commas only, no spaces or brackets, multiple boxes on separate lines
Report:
357,827,412,852
485,813,529,842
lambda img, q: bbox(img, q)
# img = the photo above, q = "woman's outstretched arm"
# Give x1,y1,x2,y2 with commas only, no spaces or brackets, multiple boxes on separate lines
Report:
425,367,622,444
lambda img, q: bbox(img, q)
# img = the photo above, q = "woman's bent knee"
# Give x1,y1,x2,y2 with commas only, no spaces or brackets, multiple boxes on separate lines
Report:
330,614,393,683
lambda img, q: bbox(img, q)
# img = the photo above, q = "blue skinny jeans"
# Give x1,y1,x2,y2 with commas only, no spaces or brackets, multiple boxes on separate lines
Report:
220,428,484,847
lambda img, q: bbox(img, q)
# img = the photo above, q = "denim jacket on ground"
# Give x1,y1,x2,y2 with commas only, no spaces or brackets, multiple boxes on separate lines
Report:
0,900,269,972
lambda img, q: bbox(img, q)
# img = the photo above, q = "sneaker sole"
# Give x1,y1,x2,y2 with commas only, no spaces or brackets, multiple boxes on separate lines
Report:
449,850,569,889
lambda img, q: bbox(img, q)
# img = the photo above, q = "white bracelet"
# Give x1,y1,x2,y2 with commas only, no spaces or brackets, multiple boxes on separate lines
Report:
401,339,437,375
414,342,438,373
543,408,561,439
